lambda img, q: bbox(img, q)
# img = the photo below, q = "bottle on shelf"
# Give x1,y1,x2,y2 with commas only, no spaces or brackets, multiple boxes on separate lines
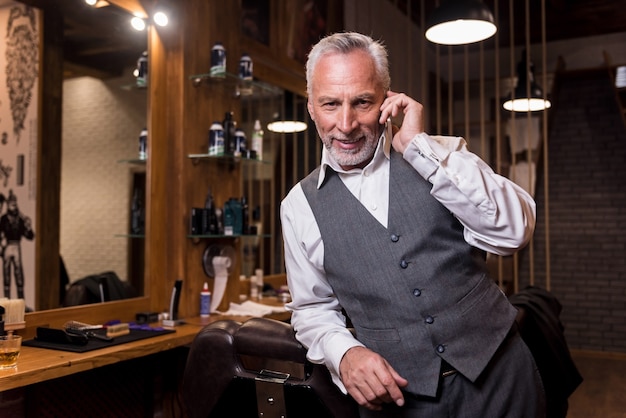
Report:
238,53,253,95
251,119,263,160
223,200,234,236
138,127,148,160
210,42,226,78
208,121,225,156
241,196,249,234
136,51,148,87
222,111,237,156
204,188,218,235
228,197,243,235
200,282,211,317
234,128,246,158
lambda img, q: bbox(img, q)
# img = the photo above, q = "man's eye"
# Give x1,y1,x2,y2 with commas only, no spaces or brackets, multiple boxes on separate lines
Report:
322,102,337,109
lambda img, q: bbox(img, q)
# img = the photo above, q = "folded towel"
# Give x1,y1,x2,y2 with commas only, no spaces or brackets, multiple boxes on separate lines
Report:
220,300,287,317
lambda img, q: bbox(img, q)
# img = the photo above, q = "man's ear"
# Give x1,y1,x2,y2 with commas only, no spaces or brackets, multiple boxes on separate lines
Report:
307,99,315,121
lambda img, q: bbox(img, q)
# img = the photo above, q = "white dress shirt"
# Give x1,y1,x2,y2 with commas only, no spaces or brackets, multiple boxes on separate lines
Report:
280,130,536,392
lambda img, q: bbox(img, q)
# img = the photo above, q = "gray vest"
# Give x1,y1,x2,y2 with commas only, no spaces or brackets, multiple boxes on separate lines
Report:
301,150,517,397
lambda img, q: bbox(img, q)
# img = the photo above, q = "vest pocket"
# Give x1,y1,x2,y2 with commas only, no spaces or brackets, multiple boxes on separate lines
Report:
355,326,401,342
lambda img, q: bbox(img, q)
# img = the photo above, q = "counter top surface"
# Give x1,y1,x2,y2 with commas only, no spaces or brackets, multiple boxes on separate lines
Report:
0,303,290,392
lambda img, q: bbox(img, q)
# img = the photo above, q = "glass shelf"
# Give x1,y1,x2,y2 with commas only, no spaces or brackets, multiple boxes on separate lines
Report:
189,72,282,99
187,233,270,239
117,158,147,164
187,153,271,164
115,234,145,238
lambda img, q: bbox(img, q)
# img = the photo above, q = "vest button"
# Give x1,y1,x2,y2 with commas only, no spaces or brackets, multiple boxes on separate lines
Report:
412,288,421,297
400,260,408,269
425,315,434,324
390,234,399,242
436,344,445,353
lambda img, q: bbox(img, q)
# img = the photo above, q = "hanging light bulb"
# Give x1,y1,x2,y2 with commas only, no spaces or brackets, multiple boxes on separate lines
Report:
131,16,146,31
425,0,496,45
153,11,169,27
267,120,307,134
503,51,551,112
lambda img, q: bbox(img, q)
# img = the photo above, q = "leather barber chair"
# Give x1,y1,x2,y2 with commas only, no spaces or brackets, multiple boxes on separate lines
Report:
183,317,359,418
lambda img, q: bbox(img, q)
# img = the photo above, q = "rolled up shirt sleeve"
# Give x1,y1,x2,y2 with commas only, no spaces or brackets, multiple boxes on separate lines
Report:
403,133,536,255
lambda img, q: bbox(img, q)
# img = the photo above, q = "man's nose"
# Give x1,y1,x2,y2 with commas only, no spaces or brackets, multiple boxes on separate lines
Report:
336,108,358,133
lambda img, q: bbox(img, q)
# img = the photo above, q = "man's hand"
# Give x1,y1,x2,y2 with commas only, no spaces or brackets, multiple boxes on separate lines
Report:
379,91,425,154
339,346,408,411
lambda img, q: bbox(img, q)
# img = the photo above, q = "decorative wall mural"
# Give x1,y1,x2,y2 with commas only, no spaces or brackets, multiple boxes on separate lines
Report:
0,2,39,309
5,5,38,144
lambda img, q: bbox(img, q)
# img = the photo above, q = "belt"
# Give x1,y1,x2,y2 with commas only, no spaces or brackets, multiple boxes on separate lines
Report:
441,360,457,377
439,322,520,379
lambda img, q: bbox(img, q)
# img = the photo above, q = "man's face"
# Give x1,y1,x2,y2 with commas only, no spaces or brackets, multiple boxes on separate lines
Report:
307,50,386,170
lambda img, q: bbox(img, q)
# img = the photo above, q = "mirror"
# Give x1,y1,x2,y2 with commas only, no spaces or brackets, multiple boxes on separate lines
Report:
17,0,148,310
58,1,148,308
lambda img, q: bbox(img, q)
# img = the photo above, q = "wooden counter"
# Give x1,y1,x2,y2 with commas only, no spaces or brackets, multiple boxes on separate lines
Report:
0,303,290,393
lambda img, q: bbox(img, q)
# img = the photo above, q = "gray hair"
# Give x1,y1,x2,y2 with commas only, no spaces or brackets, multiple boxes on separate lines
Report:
305,32,390,96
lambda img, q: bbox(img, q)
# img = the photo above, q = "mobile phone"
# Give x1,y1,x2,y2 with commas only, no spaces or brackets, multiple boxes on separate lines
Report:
386,117,393,141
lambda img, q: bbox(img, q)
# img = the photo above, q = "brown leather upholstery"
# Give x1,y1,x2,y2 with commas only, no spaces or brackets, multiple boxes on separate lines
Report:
183,317,358,418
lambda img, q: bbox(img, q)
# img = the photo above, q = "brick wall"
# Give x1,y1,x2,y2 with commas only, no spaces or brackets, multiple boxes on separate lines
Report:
518,69,626,352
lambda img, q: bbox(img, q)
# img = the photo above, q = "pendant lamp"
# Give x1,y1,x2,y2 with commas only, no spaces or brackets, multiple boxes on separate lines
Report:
425,0,496,45
503,52,551,112
267,120,308,133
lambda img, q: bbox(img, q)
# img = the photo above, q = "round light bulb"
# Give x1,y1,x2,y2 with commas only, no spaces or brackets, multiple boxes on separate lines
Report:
131,16,146,31
153,11,169,27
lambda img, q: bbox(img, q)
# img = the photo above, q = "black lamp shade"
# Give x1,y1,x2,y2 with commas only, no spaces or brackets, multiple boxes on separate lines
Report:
426,0,496,45
503,53,551,112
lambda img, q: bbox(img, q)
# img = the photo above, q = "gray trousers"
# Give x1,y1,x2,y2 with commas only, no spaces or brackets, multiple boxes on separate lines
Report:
359,329,546,418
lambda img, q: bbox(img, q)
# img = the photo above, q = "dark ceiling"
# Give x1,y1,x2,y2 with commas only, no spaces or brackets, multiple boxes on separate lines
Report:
18,0,148,79
14,0,626,80
397,0,626,49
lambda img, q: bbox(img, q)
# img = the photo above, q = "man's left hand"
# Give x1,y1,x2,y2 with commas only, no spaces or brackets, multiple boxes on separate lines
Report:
379,91,425,154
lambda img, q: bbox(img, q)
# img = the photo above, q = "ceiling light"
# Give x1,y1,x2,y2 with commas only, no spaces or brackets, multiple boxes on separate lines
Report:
503,52,551,112
131,16,146,31
267,121,308,133
85,0,110,7
425,0,496,45
153,11,169,27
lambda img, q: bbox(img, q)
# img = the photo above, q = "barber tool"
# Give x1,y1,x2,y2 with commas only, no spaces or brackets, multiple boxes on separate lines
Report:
63,320,102,331
36,327,88,346
162,279,183,327
64,321,113,342
0,298,26,332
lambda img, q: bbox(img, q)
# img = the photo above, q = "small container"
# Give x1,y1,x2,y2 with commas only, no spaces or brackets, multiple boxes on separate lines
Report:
200,282,211,317
210,42,226,78
238,53,253,81
249,274,258,299
0,334,21,369
251,119,263,160
136,51,148,87
138,127,148,160
222,112,237,155
208,121,224,156
234,128,246,157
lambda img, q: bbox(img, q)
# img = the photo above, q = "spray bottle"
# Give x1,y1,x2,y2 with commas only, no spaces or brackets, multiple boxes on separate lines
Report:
200,282,211,317
251,119,263,160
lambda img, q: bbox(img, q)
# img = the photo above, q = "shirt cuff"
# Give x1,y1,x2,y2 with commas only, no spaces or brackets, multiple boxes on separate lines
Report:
402,132,441,181
324,333,365,394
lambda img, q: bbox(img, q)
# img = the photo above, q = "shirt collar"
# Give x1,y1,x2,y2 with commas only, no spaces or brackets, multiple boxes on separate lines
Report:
316,128,391,189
